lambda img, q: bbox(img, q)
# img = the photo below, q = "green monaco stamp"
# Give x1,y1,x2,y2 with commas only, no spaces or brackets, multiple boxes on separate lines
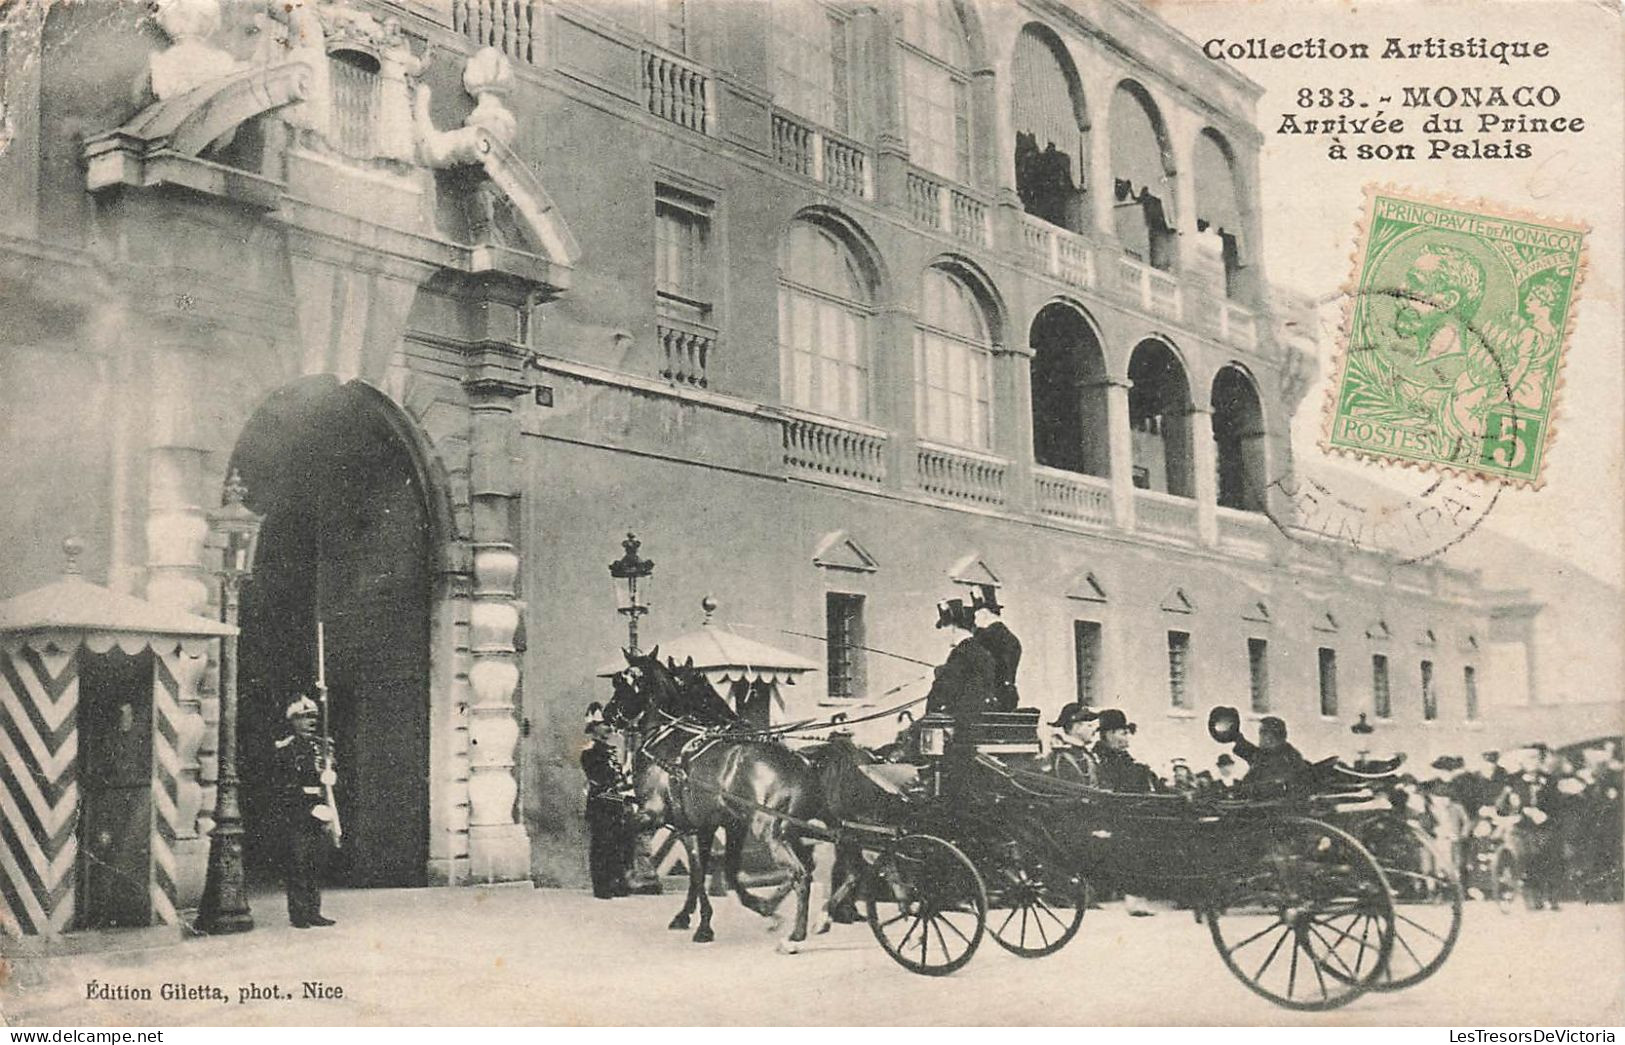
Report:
1323,187,1586,486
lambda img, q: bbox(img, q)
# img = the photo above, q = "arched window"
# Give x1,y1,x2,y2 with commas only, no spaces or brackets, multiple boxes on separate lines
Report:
1212,365,1267,511
897,0,971,182
914,266,993,449
779,220,873,420
1194,129,1247,299
1012,25,1089,233
772,2,851,132
1127,338,1194,496
1030,303,1108,476
1109,82,1176,271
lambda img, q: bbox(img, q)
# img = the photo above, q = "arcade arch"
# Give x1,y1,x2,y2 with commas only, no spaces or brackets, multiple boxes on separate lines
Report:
1211,364,1268,512
1029,301,1109,477
1127,338,1194,497
1109,81,1177,271
1011,24,1090,234
1193,129,1249,299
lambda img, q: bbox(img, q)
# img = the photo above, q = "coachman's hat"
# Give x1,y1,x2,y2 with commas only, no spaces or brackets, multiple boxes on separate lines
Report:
1096,708,1136,734
1049,702,1099,729
285,694,319,720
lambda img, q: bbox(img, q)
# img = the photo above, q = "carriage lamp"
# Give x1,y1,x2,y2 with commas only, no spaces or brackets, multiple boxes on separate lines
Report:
198,470,263,935
609,532,655,654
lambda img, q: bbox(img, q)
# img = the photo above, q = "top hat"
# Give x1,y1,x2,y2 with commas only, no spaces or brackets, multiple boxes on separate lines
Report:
285,694,319,720
935,598,970,630
1049,702,1099,729
1208,705,1241,744
1430,755,1462,772
971,583,1004,616
1482,750,1501,762
1096,708,1136,734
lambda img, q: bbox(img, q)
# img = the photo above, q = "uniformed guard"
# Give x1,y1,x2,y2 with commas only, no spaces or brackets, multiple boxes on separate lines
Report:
581,703,635,899
273,694,338,928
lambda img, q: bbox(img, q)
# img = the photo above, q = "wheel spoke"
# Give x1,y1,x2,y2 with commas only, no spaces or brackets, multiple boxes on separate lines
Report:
1304,931,1332,1000
876,911,912,930
1253,924,1293,980
1031,905,1052,948
1306,922,1359,981
1226,919,1287,956
995,905,1018,936
937,910,973,946
1394,910,1449,943
1393,922,1426,970
1287,933,1301,998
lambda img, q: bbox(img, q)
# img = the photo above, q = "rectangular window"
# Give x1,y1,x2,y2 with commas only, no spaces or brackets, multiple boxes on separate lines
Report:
1421,659,1437,721
654,187,713,320
1318,648,1339,717
826,593,866,701
902,53,966,182
1167,631,1191,710
1372,654,1391,719
772,5,848,132
650,0,688,54
1073,620,1102,707
1464,665,1479,721
1247,638,1270,714
913,330,991,449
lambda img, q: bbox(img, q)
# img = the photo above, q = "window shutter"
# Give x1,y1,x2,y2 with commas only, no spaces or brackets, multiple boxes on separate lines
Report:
829,13,849,134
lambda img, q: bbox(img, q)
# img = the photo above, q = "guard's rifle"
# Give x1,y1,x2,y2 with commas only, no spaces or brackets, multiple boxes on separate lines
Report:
314,620,344,848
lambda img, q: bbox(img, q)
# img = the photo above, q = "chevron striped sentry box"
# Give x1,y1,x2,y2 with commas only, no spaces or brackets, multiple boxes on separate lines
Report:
0,546,232,938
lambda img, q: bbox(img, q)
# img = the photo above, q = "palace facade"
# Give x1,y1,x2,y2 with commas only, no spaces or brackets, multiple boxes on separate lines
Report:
0,0,1584,923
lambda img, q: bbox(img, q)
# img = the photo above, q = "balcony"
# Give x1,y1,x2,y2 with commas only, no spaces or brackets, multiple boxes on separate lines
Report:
1219,302,1259,350
1017,215,1096,290
1134,489,1198,540
641,47,713,134
906,168,990,248
778,409,887,487
453,0,541,63
770,110,872,199
1119,255,1182,321
1032,467,1111,527
1216,506,1274,560
914,441,1007,508
656,314,716,388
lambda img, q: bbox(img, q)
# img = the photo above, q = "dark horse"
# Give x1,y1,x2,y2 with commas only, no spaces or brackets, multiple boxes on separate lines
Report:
604,649,823,950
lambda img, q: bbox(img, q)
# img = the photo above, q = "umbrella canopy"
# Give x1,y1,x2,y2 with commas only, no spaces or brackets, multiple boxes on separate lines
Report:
597,623,818,687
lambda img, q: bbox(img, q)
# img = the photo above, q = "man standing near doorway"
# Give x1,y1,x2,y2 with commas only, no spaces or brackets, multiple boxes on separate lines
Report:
273,694,338,928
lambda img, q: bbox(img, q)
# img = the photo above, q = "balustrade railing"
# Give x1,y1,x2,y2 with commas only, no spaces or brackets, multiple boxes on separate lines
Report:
453,0,541,63
950,187,990,246
657,315,716,388
905,167,989,246
1017,214,1095,289
1032,467,1112,527
906,169,942,229
1219,302,1259,350
1134,489,1198,540
779,411,887,486
914,442,1007,507
1118,255,1183,321
642,48,712,133
770,110,871,198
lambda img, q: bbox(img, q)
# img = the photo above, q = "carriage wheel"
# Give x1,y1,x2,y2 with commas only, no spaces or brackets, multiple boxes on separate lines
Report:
1347,815,1464,991
1205,817,1396,1011
983,837,1088,959
864,833,988,976
1493,844,1522,913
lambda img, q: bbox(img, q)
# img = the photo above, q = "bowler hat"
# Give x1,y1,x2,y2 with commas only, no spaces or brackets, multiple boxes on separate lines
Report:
1216,753,1235,768
1049,702,1099,729
1096,708,1136,734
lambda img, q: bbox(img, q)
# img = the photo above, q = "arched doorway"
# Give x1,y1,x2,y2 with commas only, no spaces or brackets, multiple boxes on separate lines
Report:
231,378,437,889
1212,365,1268,511
1029,302,1108,476
1127,338,1194,496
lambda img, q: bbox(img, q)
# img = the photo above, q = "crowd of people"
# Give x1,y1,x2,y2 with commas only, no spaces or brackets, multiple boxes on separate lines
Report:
1038,701,1624,908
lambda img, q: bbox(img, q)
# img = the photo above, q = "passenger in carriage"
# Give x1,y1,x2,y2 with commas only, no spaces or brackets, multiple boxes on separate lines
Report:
1093,709,1159,794
1046,702,1100,785
1230,715,1311,785
925,597,997,801
968,584,1022,712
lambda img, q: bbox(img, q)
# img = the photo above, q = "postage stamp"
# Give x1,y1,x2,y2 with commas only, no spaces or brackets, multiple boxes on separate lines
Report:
1322,187,1587,486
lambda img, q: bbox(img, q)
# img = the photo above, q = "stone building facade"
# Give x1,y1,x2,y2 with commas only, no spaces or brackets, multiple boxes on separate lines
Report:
0,0,1557,903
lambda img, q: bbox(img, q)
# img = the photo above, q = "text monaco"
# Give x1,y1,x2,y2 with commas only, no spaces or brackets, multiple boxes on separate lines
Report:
1204,37,1551,65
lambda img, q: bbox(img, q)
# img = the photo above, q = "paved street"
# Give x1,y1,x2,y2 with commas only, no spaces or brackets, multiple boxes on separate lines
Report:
4,888,1621,1026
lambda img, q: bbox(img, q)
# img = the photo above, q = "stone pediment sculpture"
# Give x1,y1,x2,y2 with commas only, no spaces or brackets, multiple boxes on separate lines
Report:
84,0,577,278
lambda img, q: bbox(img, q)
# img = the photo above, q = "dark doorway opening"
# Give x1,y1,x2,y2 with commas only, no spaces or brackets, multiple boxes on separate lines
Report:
76,648,155,929
232,381,434,890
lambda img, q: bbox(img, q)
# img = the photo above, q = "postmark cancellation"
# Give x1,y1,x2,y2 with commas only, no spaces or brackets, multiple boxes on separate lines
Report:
1322,186,1587,487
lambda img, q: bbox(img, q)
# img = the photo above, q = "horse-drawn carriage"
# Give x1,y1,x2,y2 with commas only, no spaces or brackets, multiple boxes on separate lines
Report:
604,652,1462,1012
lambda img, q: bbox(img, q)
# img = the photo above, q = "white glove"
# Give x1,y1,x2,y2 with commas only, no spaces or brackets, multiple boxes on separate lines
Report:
320,768,337,786
1523,807,1548,826
311,804,335,823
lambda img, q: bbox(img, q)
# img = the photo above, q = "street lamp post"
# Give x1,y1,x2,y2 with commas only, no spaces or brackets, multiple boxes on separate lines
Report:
608,532,655,654
198,470,263,935
1351,712,1376,764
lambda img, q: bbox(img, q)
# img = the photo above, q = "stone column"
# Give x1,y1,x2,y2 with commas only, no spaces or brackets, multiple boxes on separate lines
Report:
995,342,1036,510
876,303,919,491
144,349,213,616
1166,109,1200,278
463,338,533,882
1190,404,1219,546
1099,378,1136,531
